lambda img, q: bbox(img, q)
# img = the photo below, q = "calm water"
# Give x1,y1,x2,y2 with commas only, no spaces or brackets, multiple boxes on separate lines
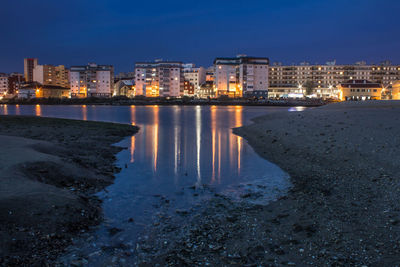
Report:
0,104,294,265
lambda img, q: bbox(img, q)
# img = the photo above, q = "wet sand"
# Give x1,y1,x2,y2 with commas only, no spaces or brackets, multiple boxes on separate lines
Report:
0,116,138,265
135,101,400,266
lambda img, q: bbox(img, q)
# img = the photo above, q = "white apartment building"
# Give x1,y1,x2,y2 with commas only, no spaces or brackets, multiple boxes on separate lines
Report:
0,74,8,96
69,63,114,97
214,55,269,97
182,63,206,96
268,61,400,98
134,61,183,97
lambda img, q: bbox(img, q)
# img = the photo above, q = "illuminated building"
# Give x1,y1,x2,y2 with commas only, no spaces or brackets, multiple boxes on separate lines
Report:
69,63,114,97
268,60,400,99
113,80,134,97
134,60,184,97
24,58,38,82
198,81,215,98
205,66,215,82
0,73,8,96
184,80,195,96
338,80,382,101
33,65,69,88
7,73,24,94
214,55,269,98
182,63,206,96
391,81,400,100
18,82,70,99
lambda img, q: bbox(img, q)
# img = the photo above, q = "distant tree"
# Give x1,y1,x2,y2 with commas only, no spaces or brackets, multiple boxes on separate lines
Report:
303,81,315,96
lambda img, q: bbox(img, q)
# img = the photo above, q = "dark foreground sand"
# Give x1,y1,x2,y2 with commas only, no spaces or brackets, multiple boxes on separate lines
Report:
136,101,400,266
0,116,138,265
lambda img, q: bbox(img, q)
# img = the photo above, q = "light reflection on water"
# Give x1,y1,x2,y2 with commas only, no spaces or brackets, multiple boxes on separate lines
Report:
0,104,293,264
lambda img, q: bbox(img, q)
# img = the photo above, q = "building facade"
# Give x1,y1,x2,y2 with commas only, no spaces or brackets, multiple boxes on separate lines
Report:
198,81,215,98
268,61,400,98
214,55,269,98
113,80,134,97
182,64,206,96
24,58,38,82
0,73,8,96
69,63,114,97
338,80,382,100
390,81,400,100
33,65,69,88
8,73,24,94
134,61,183,97
18,82,69,99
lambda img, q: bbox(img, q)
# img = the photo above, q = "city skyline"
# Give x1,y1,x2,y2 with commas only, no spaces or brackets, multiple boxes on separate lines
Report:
1,0,400,73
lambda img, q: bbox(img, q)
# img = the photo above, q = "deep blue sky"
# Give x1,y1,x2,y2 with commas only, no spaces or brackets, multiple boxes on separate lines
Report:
1,0,400,73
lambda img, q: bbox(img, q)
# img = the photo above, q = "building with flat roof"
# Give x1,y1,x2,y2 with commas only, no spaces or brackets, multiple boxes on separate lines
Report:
268,61,400,99
338,80,382,101
391,81,400,100
0,73,8,97
24,58,38,82
69,63,114,97
33,65,69,88
214,55,269,98
134,61,183,97
182,64,206,96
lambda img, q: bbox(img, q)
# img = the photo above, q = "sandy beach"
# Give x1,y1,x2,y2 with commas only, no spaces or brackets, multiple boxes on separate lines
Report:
135,101,400,266
0,116,138,265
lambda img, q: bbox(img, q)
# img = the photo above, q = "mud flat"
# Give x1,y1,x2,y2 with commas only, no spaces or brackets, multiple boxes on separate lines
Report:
0,115,138,265
135,101,400,266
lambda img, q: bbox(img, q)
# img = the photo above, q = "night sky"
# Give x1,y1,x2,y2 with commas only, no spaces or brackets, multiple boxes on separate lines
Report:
1,0,400,73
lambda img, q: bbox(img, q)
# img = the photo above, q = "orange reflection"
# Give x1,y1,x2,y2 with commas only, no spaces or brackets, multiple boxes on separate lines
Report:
235,106,243,174
3,105,8,115
35,104,41,116
130,105,136,163
82,105,87,121
15,104,20,115
130,105,136,125
153,106,159,172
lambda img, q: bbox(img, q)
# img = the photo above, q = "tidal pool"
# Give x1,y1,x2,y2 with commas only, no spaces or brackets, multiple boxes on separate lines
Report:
0,104,292,265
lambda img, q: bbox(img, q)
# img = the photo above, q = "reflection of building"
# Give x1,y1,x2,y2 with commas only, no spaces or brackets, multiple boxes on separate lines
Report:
214,55,269,98
18,82,70,99
268,61,400,99
69,63,114,98
33,65,69,88
338,80,382,101
134,60,183,97
24,58,38,82
182,63,206,96
113,80,134,97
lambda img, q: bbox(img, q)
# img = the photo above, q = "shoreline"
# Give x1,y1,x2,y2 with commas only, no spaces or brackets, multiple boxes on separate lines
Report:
2,98,327,107
0,116,138,265
135,101,400,265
